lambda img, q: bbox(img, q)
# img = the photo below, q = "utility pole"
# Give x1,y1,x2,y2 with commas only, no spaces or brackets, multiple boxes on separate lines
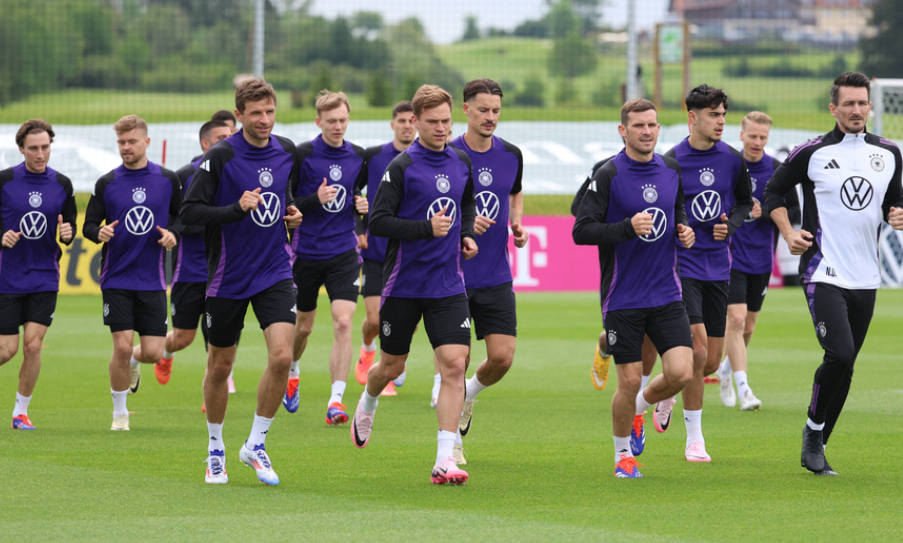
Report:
253,0,265,77
626,0,638,100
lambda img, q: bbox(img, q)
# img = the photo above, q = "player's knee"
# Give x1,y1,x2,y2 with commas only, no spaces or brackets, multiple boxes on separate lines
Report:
727,311,745,331
172,330,194,350
0,340,18,363
440,361,466,384
692,344,707,364
334,314,353,337
488,353,514,373
294,321,313,339
618,372,642,396
22,339,42,361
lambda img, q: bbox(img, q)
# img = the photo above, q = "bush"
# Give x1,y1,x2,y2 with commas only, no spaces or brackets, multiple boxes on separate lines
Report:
141,62,233,93
514,74,545,107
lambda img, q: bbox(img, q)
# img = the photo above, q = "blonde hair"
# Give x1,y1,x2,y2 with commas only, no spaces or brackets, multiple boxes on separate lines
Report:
741,111,772,131
113,115,148,135
412,85,452,117
315,90,350,116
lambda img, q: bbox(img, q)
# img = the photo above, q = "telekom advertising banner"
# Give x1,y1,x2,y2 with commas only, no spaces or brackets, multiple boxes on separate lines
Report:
509,215,600,292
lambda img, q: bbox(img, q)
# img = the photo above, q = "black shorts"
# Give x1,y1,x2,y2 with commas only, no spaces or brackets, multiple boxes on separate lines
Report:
0,291,58,334
293,249,361,312
205,279,297,348
379,294,471,356
361,258,384,298
602,301,693,364
103,289,168,336
728,270,771,313
170,281,206,330
680,277,729,337
467,282,517,340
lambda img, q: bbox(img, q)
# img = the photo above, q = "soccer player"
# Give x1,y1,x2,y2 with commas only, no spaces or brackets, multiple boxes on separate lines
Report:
658,85,753,462
83,115,182,432
211,109,238,133
0,119,77,430
717,112,800,411
449,78,529,462
349,85,477,485
355,101,416,396
764,72,903,475
573,98,695,478
156,120,232,387
181,77,303,485
284,90,369,422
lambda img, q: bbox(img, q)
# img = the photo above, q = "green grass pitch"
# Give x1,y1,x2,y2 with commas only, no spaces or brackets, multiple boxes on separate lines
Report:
1,288,902,541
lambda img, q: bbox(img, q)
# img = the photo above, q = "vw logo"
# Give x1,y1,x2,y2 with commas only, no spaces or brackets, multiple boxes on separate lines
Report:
691,190,722,222
639,207,667,242
125,206,155,235
475,191,500,221
840,176,873,211
251,192,282,227
19,211,48,239
427,197,457,222
323,185,347,213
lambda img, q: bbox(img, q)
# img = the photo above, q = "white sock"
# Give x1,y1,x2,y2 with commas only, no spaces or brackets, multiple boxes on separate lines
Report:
207,421,224,455
329,381,346,406
437,430,456,463
360,389,379,414
464,375,488,402
806,418,825,431
162,349,174,359
393,370,407,386
13,392,31,417
614,436,632,463
246,413,274,449
635,388,653,415
640,374,650,390
684,409,703,445
734,370,751,398
129,355,140,368
289,359,300,378
111,388,129,418
431,373,442,399
720,356,730,375
363,339,377,352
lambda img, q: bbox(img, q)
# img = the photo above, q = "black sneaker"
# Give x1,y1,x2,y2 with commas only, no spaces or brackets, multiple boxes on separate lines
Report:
815,457,839,476
801,425,826,473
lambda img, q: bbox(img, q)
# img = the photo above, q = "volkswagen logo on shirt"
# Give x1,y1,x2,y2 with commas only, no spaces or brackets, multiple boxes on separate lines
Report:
132,188,147,204
28,192,42,208
639,207,667,242
840,176,873,211
323,185,347,213
475,191,500,221
427,197,457,222
691,190,722,222
125,206,155,235
20,211,48,239
251,192,282,227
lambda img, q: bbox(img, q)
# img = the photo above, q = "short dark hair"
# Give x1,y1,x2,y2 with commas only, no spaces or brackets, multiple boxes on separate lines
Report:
392,100,413,118
685,84,729,112
235,77,277,113
830,72,871,105
16,119,54,148
462,78,504,103
211,109,237,124
620,98,657,126
199,119,230,145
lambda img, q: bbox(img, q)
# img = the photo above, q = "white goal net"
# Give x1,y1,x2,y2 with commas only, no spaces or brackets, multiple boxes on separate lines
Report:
873,79,903,287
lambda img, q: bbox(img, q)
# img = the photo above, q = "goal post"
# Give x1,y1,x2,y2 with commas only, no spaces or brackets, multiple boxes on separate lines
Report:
872,78,903,139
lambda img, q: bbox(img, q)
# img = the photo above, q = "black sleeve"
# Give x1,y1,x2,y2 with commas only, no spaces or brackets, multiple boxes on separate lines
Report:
501,139,524,195
273,135,298,209
83,173,114,243
180,143,248,226
458,151,476,241
293,141,321,213
369,155,433,240
765,141,813,215
56,173,78,246
726,152,753,236
571,158,609,217
882,144,903,222
758,158,802,225
353,145,368,234
162,168,183,240
572,162,637,245
663,157,689,228
0,168,13,232
174,164,204,236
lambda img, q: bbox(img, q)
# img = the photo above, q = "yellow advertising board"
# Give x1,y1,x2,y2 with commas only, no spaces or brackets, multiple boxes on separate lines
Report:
58,211,105,295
